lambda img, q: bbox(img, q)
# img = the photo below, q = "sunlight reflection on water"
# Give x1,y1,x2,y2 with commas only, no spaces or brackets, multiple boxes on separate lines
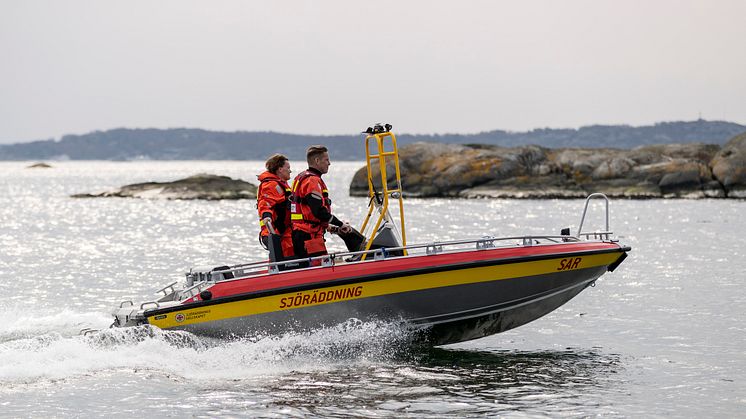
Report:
1,161,745,417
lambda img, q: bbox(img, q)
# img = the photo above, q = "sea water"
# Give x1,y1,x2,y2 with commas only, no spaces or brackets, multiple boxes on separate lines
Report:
0,161,744,417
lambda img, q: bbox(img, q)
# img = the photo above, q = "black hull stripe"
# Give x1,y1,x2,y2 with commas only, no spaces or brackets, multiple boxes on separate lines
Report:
409,269,599,326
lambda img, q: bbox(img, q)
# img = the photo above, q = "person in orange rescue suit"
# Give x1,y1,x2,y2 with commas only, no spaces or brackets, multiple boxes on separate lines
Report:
257,153,294,259
291,145,352,259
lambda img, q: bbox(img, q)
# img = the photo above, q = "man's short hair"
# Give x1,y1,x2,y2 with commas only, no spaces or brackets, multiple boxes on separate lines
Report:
265,153,288,174
306,145,328,164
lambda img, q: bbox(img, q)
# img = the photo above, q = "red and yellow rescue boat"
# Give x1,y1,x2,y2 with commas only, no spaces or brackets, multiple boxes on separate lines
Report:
111,125,630,345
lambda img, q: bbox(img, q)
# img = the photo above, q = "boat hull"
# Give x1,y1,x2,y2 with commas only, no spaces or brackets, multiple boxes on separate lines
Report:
143,244,627,345
424,268,601,344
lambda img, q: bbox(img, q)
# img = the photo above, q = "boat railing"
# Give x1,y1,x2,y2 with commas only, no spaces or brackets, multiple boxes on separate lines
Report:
173,282,208,302
578,231,613,241
185,190,620,290
199,232,612,284
577,193,610,238
156,281,179,297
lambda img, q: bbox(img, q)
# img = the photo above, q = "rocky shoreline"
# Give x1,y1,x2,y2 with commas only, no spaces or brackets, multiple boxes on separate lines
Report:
350,132,746,199
71,174,257,200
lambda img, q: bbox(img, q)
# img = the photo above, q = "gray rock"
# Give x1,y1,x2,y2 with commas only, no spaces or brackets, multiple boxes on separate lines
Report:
71,173,257,200
711,132,746,196
592,157,635,180
703,181,727,198
350,139,745,199
27,162,52,168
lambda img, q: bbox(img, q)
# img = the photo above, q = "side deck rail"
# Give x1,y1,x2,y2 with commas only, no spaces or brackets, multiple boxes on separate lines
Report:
200,232,613,285
153,193,620,303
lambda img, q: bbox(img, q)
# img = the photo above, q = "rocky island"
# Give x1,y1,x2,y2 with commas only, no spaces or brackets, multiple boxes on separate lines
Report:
72,174,257,200
350,132,746,199
26,162,52,168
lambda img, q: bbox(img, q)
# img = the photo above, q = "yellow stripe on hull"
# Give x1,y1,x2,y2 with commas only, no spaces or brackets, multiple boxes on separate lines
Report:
148,252,620,330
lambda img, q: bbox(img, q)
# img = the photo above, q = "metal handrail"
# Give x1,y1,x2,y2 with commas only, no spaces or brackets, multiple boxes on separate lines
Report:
128,193,621,315
190,194,617,286
156,281,178,296
579,231,613,241
199,233,599,285
577,193,610,237
140,301,160,310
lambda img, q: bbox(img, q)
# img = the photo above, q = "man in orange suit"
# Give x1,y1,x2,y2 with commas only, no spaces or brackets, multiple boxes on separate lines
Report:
290,145,352,259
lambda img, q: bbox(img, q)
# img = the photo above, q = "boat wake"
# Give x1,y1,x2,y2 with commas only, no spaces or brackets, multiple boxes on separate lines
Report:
0,308,421,389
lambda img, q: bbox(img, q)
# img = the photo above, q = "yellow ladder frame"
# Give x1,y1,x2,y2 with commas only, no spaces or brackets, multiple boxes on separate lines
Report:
359,131,407,259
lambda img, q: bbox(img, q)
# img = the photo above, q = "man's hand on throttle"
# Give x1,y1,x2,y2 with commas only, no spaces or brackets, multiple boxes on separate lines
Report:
339,222,352,234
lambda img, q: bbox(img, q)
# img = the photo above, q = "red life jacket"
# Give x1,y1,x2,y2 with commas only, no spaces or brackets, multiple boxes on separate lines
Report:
290,169,331,234
257,171,291,237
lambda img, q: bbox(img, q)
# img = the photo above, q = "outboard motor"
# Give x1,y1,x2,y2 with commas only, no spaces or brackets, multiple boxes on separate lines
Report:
368,224,404,257
337,227,367,252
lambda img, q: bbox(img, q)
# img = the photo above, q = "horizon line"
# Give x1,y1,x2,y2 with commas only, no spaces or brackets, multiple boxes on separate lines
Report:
2,118,744,145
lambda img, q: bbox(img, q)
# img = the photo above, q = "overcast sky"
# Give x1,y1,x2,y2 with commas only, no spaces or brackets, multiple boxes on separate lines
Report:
1,0,745,143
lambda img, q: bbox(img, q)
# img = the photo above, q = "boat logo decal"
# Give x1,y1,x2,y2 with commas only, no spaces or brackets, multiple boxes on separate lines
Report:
557,257,582,271
175,313,185,323
279,285,363,309
154,315,167,320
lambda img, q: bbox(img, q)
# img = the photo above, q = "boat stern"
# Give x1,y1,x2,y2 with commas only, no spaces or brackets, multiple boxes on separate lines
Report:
111,301,147,327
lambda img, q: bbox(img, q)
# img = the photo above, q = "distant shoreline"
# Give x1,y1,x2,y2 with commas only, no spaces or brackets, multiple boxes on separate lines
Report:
1,120,744,161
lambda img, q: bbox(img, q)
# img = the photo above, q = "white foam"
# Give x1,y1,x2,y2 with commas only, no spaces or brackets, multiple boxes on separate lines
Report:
0,316,416,388
0,306,112,341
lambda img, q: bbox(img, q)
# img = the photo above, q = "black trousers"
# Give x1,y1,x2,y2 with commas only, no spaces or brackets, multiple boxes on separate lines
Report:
262,233,302,271
292,230,328,260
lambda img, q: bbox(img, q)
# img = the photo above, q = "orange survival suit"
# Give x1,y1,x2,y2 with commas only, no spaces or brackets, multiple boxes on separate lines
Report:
290,168,344,258
257,171,294,259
